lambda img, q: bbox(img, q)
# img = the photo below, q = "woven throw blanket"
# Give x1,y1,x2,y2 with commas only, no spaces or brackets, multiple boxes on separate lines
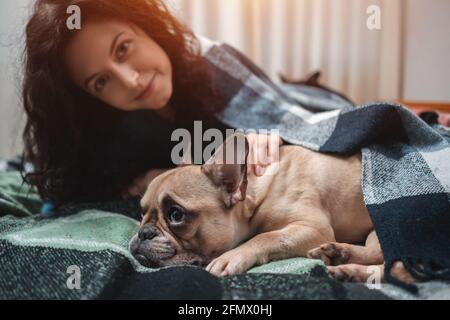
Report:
200,38,450,290
3,172,353,299
2,171,450,299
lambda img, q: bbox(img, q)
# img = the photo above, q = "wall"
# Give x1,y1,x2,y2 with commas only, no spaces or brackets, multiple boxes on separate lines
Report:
173,0,403,104
0,0,32,159
402,0,450,101
0,0,449,159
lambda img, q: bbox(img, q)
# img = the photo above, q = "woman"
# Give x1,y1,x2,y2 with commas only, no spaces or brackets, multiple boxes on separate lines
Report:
21,0,283,208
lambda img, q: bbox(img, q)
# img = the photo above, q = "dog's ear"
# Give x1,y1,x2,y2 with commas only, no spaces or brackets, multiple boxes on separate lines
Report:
201,132,249,208
305,71,321,86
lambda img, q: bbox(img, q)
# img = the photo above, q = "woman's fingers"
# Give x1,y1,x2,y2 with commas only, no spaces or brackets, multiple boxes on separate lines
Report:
268,133,282,164
246,133,283,177
255,138,269,176
246,134,259,176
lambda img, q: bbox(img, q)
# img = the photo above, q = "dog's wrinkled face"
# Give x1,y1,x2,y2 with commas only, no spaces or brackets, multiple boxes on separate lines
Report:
129,134,249,268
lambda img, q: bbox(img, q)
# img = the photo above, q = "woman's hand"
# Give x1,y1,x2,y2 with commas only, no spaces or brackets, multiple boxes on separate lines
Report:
122,168,169,199
122,133,283,199
246,133,283,177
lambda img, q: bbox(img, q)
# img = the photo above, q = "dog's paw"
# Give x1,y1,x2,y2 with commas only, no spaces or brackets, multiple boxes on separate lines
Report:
327,264,372,283
307,242,351,266
205,249,257,278
390,261,417,284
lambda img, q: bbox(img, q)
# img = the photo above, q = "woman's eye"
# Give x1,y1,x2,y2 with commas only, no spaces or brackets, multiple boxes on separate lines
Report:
168,206,185,224
116,41,130,59
94,76,107,92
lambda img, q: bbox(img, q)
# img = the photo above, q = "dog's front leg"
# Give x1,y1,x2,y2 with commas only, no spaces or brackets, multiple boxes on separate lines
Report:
206,223,333,277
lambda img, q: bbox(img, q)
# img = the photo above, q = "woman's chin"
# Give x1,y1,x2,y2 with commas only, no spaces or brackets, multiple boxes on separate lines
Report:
150,102,169,110
146,94,172,111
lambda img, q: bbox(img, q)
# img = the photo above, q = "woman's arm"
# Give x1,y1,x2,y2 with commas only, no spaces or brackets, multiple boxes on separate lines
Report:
122,133,283,199
122,168,171,199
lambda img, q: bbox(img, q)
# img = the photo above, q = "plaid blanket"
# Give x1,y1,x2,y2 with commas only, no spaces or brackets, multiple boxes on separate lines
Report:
2,170,449,299
200,38,450,291
3,171,382,300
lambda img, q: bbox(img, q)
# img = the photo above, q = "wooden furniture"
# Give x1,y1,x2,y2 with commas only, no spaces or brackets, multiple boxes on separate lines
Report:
397,100,450,114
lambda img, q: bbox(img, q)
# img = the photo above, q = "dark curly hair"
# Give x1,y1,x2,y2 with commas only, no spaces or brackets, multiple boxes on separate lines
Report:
21,0,225,207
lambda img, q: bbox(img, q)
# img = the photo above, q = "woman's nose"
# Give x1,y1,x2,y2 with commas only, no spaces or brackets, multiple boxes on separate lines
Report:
112,64,140,89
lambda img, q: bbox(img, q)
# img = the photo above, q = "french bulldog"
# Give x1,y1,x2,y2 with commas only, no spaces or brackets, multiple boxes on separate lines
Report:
129,133,414,283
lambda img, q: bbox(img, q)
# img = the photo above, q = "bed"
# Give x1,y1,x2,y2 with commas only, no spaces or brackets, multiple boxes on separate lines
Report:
1,169,449,300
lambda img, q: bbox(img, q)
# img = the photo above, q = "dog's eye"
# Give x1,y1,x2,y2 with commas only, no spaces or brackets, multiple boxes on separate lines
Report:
167,206,185,224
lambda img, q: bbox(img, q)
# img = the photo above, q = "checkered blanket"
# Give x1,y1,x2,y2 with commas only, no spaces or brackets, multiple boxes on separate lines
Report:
200,38,450,290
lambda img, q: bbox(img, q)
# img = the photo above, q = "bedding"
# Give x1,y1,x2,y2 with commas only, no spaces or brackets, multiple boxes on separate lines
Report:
0,171,362,299
202,41,450,291
0,170,449,300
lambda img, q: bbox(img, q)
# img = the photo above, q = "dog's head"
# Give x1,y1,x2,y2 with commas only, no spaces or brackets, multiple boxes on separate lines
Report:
129,133,249,268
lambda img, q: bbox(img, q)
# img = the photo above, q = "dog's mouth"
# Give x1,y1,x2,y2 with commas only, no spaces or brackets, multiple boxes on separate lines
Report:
135,250,207,268
133,250,177,268
129,234,176,267
134,253,163,268
135,253,206,268
129,234,207,268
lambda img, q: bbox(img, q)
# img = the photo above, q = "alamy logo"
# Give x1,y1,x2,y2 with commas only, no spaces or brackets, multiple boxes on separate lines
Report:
66,5,81,30
367,5,381,30
366,265,382,289
66,265,81,290
171,121,280,167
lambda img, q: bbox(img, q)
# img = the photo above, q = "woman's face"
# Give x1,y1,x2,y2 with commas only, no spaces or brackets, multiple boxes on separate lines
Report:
64,18,173,111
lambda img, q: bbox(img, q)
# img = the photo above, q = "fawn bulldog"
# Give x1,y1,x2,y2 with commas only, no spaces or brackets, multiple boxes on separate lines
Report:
129,133,413,283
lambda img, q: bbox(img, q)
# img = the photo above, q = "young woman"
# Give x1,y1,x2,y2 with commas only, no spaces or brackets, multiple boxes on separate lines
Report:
21,0,283,208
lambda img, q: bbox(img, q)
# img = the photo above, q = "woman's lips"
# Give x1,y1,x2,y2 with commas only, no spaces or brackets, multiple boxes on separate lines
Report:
135,73,157,101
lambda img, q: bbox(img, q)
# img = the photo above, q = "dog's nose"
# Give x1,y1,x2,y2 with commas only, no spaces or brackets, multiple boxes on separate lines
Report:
138,225,157,241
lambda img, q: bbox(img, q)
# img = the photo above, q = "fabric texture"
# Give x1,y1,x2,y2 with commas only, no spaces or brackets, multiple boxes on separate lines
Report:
0,171,336,299
200,40,450,291
0,170,447,299
0,171,398,300
1,39,450,298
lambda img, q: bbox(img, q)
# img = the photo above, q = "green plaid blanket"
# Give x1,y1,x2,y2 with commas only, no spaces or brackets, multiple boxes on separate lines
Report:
3,171,449,299
1,171,353,300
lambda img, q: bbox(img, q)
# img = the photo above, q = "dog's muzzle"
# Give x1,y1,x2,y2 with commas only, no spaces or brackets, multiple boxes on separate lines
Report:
129,225,176,268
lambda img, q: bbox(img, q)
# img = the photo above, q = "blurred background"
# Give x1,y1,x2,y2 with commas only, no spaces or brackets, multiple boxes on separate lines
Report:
1,0,450,159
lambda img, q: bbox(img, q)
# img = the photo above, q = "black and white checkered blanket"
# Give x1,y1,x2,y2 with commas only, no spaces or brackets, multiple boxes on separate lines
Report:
200,37,450,290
